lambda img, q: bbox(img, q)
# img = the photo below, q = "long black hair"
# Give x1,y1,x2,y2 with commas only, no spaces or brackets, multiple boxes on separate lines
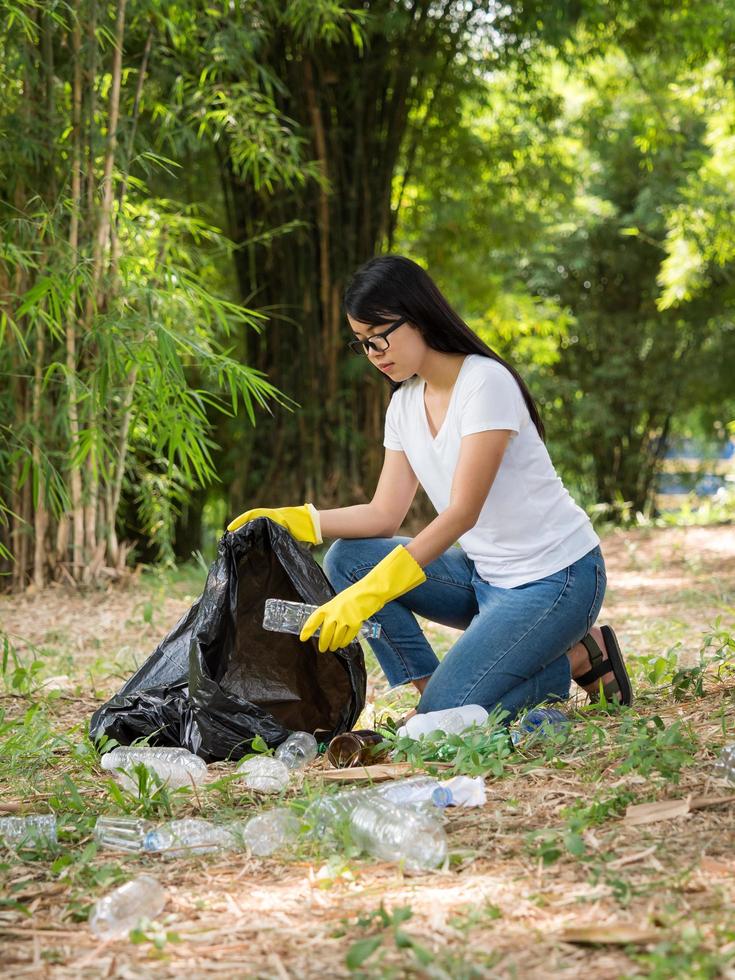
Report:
344,255,546,441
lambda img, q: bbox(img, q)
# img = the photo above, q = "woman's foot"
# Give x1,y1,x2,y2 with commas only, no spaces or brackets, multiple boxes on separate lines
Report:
567,625,633,705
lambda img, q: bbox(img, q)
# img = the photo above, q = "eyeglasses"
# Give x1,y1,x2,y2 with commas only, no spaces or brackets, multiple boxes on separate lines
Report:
347,318,407,356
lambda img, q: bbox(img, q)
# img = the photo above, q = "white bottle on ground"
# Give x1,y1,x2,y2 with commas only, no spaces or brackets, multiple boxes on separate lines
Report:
397,704,489,739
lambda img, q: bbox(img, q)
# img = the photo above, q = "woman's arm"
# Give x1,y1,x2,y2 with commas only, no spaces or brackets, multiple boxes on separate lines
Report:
299,429,512,652
318,449,419,539
405,429,512,568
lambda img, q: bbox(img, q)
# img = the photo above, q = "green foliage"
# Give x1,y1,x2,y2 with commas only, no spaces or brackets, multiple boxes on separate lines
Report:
630,923,735,979
384,708,515,777
397,10,735,516
0,0,322,581
341,904,434,974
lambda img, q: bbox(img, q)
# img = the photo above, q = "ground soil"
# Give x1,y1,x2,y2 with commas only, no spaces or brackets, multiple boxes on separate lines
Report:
1,524,734,979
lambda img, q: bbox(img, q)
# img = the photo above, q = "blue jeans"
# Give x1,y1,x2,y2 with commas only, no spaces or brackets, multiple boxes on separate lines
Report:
323,538,606,720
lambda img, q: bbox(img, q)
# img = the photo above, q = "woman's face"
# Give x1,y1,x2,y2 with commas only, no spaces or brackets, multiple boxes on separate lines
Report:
347,314,427,382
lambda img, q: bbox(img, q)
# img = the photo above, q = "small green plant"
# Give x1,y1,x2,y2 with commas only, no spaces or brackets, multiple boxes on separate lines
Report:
341,904,434,974
612,714,700,782
384,709,514,777
628,922,735,978
1,631,51,695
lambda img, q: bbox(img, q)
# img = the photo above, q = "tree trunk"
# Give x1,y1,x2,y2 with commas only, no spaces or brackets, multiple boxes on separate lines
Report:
107,366,138,565
65,1,85,579
109,26,153,285
32,318,47,590
86,0,127,321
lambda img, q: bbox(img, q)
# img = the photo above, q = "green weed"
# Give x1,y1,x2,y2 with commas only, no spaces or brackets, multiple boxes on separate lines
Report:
339,904,434,975
627,922,735,979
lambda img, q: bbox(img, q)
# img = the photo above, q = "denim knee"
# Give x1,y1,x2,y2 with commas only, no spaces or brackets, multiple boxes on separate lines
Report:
323,538,355,589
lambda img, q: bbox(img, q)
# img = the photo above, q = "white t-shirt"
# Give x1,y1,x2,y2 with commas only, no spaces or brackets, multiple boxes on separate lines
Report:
383,354,600,588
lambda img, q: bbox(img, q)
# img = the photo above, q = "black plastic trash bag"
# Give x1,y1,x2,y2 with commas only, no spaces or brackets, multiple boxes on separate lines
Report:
90,519,366,761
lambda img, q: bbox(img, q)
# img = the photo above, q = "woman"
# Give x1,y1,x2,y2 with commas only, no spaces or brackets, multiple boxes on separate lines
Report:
228,256,632,718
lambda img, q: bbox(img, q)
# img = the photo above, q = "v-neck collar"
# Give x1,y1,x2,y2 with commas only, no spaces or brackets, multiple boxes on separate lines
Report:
421,355,471,442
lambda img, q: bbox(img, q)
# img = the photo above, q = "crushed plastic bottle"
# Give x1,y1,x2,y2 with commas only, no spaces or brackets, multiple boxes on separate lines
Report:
263,598,382,641
349,797,447,870
713,744,735,783
0,814,57,848
397,704,489,739
100,746,208,791
143,818,239,857
94,815,151,852
242,808,300,857
89,875,167,938
237,755,291,793
274,731,318,770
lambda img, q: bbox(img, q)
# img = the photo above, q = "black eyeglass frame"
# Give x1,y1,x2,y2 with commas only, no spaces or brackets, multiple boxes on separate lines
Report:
347,318,407,356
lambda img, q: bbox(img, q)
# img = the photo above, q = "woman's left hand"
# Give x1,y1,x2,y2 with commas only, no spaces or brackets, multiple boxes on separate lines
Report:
299,583,374,653
299,544,426,653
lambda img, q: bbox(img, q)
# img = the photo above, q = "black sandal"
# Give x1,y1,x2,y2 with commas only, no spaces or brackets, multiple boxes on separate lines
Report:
574,625,633,706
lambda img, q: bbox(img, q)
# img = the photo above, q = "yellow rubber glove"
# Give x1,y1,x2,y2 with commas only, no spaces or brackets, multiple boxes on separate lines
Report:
226,503,322,544
300,545,426,653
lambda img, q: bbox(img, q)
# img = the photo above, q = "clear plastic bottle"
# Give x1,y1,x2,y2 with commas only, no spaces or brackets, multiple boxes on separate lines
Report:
100,746,208,791
377,775,443,806
304,777,449,840
0,814,57,847
521,707,570,736
94,815,151,852
274,731,318,770
89,875,167,938
237,755,291,793
143,817,238,857
349,797,447,870
263,599,382,641
303,785,377,839
377,774,486,809
713,744,735,782
242,808,300,857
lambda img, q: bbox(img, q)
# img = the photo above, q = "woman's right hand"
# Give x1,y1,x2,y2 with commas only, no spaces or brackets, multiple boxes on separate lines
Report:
226,503,322,545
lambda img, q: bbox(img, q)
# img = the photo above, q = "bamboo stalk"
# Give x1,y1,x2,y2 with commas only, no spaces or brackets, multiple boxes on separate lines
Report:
85,0,127,321
107,365,138,566
109,26,153,286
18,471,31,590
82,448,98,580
32,318,47,591
84,0,98,227
66,0,85,579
